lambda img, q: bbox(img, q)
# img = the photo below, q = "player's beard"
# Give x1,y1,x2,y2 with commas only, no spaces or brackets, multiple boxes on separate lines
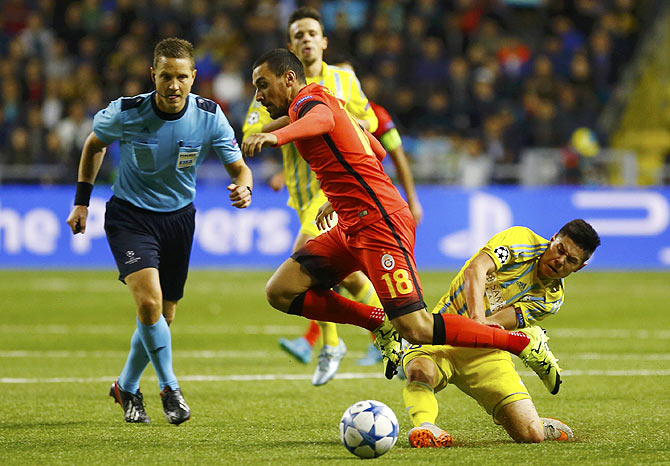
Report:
268,102,288,119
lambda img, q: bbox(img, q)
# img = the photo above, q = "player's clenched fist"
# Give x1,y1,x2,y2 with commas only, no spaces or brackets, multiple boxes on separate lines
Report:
241,132,278,157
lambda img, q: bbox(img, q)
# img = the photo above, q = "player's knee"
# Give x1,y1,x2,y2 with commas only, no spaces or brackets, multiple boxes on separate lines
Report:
405,358,436,386
137,295,161,314
265,280,290,312
135,295,162,324
265,281,282,309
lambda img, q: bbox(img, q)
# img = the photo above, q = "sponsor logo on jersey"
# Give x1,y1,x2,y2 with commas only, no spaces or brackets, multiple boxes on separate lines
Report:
484,273,506,312
381,253,395,271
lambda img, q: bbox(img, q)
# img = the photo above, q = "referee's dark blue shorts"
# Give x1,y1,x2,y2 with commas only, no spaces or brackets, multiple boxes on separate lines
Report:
104,196,196,301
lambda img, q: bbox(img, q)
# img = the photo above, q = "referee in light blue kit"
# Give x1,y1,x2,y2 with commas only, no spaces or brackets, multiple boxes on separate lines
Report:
66,38,253,425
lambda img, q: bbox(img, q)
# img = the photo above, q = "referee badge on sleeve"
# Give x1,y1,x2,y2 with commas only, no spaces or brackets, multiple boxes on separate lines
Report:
494,246,510,264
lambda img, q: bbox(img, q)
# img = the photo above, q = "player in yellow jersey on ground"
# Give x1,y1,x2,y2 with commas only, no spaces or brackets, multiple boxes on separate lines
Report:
243,7,406,386
401,219,600,447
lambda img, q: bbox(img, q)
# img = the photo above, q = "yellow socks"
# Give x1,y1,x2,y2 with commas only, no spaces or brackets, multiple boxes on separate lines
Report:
402,381,438,427
352,278,383,308
319,321,340,347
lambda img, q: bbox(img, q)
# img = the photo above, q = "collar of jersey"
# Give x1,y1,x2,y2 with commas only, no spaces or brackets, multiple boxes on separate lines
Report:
150,91,189,121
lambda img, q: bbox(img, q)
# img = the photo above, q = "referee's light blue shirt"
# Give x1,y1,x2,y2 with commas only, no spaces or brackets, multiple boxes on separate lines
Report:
93,91,242,212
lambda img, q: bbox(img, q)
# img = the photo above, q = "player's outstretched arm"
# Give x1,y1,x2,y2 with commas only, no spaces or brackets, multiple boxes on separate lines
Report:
66,131,108,235
225,158,253,208
262,116,290,132
241,132,278,157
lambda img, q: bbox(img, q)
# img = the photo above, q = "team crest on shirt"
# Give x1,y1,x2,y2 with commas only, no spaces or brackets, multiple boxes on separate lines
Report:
494,246,510,264
381,253,395,271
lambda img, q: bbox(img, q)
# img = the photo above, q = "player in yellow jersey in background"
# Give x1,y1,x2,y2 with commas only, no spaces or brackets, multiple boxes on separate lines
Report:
401,219,600,447
243,7,395,386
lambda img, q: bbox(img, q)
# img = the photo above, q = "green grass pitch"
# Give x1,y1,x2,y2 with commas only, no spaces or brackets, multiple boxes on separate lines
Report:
1,270,669,465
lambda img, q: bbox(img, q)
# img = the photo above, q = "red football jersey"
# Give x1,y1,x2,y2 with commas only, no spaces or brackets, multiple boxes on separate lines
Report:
273,83,407,233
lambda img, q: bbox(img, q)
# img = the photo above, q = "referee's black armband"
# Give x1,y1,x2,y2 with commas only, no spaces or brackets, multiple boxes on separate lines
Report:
74,182,94,206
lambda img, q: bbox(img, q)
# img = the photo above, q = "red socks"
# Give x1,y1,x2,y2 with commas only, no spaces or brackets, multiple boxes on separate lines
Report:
435,313,529,355
303,320,321,347
293,290,385,332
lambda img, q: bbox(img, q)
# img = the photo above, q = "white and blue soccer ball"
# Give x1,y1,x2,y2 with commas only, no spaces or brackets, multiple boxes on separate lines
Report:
339,400,399,459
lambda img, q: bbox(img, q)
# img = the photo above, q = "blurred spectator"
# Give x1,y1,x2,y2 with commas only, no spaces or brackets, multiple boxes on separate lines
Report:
0,0,652,185
496,34,532,79
7,127,31,166
458,137,492,188
19,12,53,59
412,36,449,91
446,56,472,132
416,91,453,134
45,38,74,80
527,98,565,147
61,2,86,54
1,0,29,36
24,105,48,164
524,55,560,100
41,79,63,130
2,78,23,125
588,29,614,102
470,71,499,129
56,100,92,159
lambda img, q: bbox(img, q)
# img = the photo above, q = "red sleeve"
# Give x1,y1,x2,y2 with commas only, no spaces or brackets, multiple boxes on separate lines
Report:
271,103,335,146
370,102,395,139
366,131,386,162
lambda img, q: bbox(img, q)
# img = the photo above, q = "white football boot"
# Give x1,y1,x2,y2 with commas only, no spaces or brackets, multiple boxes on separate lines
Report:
542,417,574,441
312,338,347,386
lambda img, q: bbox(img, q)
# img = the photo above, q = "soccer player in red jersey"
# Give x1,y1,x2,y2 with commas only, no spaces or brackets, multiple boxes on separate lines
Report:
242,49,562,394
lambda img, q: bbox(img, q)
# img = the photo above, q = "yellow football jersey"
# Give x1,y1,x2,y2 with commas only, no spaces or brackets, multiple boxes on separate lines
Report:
433,226,564,328
243,62,378,212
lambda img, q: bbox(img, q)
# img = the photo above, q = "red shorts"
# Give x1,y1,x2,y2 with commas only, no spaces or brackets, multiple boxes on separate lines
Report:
291,206,425,319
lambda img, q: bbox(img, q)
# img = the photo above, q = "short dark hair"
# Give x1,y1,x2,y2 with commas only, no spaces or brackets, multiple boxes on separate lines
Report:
153,38,194,70
558,219,601,260
253,48,306,84
287,6,324,40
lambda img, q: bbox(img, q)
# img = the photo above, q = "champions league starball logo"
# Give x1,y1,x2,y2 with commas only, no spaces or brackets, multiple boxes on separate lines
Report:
494,246,510,264
381,253,395,271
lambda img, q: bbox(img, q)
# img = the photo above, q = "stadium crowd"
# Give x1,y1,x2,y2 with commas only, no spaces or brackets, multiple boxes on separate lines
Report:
0,0,645,185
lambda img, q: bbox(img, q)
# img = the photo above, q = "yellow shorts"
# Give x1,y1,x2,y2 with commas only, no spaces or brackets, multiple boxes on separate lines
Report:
295,190,331,238
402,344,531,419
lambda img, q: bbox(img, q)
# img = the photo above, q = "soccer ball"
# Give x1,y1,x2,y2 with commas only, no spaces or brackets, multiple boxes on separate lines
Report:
339,400,399,459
